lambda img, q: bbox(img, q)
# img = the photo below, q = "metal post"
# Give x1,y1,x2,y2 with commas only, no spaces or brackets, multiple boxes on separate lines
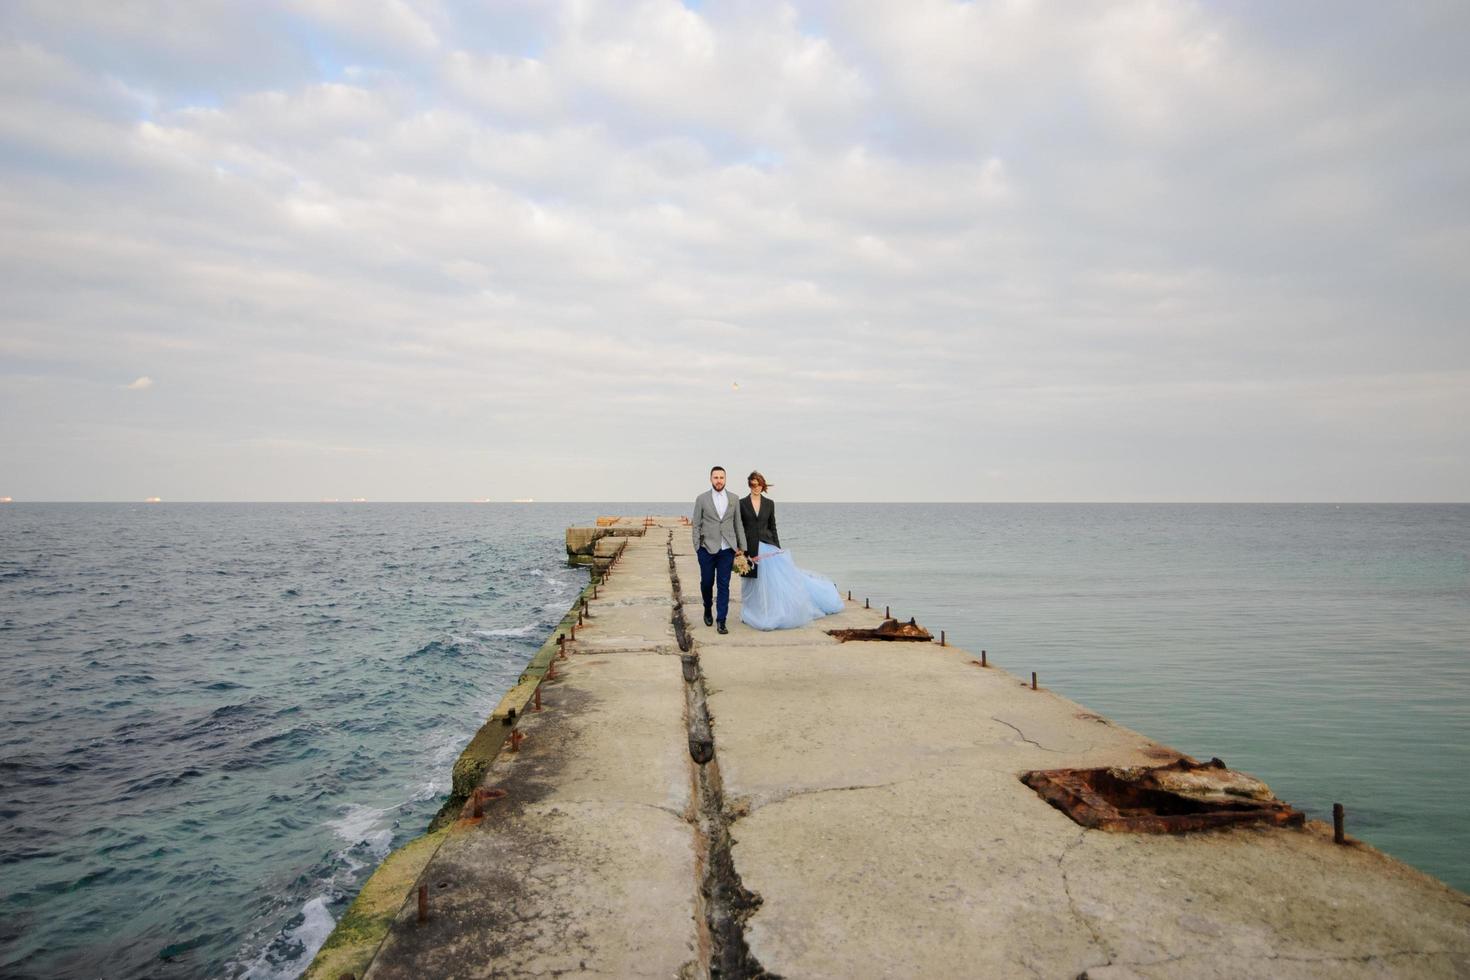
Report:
885,605,890,619
1333,803,1345,844
1031,672,1037,690
981,649,987,667
417,884,428,922
940,631,946,646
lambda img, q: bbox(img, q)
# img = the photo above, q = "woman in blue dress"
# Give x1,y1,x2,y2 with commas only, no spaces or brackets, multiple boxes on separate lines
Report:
738,471,845,630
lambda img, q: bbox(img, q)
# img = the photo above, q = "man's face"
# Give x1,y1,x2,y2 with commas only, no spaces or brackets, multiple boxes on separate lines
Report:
710,470,726,491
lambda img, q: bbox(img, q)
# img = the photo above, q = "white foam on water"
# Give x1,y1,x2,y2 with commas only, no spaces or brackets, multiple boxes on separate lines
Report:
474,624,540,638
325,803,393,845
236,895,335,980
408,777,443,804
291,896,336,959
362,828,393,859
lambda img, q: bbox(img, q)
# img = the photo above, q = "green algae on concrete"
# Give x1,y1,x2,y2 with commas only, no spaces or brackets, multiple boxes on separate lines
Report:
306,542,631,976
303,826,450,980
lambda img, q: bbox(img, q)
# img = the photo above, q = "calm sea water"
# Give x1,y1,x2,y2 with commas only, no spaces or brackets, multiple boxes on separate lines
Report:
1,503,1466,978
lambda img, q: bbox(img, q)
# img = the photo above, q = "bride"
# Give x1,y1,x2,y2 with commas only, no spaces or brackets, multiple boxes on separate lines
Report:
738,471,844,630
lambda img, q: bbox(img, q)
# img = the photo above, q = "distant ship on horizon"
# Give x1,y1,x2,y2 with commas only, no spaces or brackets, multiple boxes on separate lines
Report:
0,496,12,503
144,497,162,503
512,497,535,503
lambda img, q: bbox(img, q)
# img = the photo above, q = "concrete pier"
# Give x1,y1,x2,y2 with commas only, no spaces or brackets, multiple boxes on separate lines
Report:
309,516,1470,979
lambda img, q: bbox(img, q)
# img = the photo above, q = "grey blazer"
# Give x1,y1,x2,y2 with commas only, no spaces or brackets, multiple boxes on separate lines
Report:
691,489,747,555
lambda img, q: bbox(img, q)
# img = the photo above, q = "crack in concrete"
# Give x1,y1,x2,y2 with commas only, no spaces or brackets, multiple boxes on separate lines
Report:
992,716,1068,753
1058,829,1115,974
740,777,920,816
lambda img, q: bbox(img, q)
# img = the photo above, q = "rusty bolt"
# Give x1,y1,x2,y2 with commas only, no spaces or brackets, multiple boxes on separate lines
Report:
472,789,484,819
1333,803,1345,844
510,728,524,752
417,884,428,922
1031,671,1038,691
547,661,557,680
941,630,946,646
981,649,987,667
533,686,542,712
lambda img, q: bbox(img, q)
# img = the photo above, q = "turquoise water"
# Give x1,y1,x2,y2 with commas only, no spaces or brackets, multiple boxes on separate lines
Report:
786,503,1470,897
1,502,1466,978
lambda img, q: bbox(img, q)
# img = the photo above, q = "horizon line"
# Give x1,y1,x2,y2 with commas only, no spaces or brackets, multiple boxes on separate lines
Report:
2,499,1467,506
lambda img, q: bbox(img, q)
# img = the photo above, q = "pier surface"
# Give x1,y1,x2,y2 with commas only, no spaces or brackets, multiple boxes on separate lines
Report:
321,517,1470,979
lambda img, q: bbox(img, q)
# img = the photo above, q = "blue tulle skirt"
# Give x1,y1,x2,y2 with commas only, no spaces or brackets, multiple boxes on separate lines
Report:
739,541,844,630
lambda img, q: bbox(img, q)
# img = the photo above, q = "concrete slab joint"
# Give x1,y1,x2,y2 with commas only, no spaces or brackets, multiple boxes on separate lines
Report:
667,530,772,979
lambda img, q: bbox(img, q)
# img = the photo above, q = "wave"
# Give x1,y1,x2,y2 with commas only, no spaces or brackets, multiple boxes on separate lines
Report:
404,637,471,659
236,895,336,980
473,623,541,638
324,802,395,848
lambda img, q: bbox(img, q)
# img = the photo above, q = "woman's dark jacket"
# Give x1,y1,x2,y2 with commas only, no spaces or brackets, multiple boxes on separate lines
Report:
739,495,780,552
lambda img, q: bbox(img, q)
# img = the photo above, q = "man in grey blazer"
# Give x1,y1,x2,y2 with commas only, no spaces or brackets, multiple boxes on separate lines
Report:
691,465,747,633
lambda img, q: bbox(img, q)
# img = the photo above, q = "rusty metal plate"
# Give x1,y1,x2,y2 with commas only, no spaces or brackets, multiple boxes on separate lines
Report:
827,618,934,642
1021,757,1304,833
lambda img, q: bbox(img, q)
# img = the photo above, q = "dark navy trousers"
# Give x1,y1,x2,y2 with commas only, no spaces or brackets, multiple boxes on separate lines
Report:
697,546,735,623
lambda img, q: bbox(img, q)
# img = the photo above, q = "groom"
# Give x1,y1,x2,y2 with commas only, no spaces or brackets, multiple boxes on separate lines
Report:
691,465,747,634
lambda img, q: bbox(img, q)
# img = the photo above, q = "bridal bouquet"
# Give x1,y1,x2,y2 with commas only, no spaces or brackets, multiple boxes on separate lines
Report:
732,553,752,576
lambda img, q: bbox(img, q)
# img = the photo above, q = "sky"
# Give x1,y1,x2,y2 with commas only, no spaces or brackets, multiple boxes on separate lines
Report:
1,1,1467,502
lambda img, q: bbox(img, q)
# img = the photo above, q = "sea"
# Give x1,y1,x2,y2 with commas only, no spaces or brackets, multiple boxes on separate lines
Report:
1,502,1466,978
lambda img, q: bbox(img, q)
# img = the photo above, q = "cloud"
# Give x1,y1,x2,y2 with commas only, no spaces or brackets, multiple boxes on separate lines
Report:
125,377,154,390
1,1,1467,500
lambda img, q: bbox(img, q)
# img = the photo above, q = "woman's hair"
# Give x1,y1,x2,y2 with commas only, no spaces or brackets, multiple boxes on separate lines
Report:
746,471,770,492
